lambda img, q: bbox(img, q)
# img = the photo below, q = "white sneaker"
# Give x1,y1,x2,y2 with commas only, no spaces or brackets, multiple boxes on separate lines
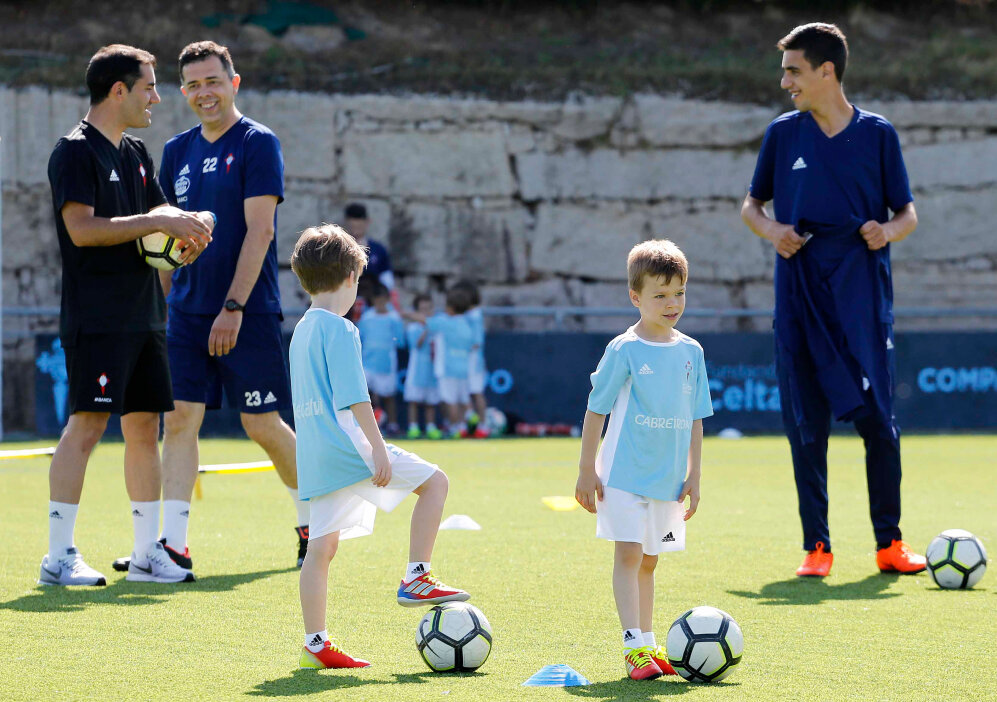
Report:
39,547,107,586
126,541,196,583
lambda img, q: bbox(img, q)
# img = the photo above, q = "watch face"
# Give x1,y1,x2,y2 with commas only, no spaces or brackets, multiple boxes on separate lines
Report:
225,300,242,311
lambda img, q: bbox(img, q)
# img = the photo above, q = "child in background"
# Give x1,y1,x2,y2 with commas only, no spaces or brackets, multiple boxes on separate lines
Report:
426,286,474,439
455,280,490,438
357,283,405,436
289,224,469,670
575,240,713,681
404,294,442,439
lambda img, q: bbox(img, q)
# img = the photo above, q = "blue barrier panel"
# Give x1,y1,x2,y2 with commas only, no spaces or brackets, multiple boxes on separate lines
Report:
35,331,997,436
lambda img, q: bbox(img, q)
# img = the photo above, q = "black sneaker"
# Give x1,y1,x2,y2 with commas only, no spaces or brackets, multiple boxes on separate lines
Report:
112,538,193,572
296,526,309,568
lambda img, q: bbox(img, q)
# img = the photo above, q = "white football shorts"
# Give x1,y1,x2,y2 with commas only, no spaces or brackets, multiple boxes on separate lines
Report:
365,369,397,397
467,355,487,394
308,446,438,541
437,377,470,405
595,486,686,555
403,376,441,405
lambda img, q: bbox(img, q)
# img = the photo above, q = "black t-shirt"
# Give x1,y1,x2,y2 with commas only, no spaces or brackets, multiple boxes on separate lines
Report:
48,121,168,342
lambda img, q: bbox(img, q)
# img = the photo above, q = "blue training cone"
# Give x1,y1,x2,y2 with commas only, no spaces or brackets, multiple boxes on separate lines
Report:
522,664,592,687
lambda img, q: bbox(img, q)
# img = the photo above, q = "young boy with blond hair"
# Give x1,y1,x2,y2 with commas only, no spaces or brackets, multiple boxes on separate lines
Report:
575,239,713,681
289,224,469,670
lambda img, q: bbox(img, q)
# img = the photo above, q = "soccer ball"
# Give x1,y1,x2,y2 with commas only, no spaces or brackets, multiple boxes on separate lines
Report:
666,606,743,683
484,408,507,435
926,529,987,589
415,602,492,672
137,231,187,270
136,210,215,271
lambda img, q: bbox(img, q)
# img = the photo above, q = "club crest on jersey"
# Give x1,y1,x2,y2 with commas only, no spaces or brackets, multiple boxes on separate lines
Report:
683,360,693,394
179,163,190,176
138,163,147,186
94,372,112,403
174,174,191,197
225,153,234,173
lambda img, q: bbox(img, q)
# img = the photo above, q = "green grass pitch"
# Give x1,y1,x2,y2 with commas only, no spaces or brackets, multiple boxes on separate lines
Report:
1,435,994,701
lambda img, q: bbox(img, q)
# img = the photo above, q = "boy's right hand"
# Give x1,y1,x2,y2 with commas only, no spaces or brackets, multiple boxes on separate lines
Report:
575,469,603,514
371,452,392,487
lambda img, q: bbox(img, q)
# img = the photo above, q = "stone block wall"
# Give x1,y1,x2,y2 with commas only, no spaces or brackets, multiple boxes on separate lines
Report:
2,89,996,429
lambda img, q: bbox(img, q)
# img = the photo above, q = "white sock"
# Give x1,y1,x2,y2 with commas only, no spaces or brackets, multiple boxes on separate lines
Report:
404,561,430,583
305,630,329,653
161,499,190,551
48,501,79,558
131,501,160,557
287,487,310,528
643,632,657,648
623,628,643,650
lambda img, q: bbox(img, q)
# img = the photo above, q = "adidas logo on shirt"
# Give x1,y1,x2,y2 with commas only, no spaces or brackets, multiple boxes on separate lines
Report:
661,532,676,543
638,364,654,375
109,169,120,182
264,392,277,404
886,337,894,350
179,164,190,176
792,157,807,170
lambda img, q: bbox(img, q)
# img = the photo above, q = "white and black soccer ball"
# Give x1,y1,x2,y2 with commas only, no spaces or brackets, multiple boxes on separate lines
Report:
415,602,492,672
926,529,987,589
137,231,186,271
666,606,743,683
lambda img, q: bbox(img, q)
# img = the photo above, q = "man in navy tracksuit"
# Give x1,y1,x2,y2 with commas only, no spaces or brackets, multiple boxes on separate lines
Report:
741,23,925,578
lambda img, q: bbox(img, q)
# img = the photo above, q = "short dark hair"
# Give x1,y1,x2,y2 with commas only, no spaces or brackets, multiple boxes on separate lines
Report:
452,279,481,306
413,293,432,309
628,240,688,292
86,44,156,105
370,282,390,300
290,224,368,295
344,203,368,220
179,41,235,81
778,23,848,83
446,286,472,315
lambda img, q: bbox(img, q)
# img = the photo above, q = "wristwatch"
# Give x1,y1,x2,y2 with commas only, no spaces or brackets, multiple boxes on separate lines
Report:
224,299,245,312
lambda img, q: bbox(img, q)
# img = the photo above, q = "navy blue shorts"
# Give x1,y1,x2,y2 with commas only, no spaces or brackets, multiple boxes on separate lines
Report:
167,310,291,413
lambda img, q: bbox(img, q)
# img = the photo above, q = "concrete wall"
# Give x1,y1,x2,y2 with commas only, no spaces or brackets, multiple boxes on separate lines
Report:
3,88,996,430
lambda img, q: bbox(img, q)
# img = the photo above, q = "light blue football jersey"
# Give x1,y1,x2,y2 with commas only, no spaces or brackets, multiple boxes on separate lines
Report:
587,328,714,501
357,308,405,375
427,313,473,379
290,308,376,500
405,321,437,389
464,306,486,374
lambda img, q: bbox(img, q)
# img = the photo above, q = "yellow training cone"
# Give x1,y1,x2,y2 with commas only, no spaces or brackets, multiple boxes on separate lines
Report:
542,496,579,512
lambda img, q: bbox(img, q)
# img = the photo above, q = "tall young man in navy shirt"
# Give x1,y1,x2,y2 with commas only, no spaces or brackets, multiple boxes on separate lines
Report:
741,23,924,578
114,41,308,575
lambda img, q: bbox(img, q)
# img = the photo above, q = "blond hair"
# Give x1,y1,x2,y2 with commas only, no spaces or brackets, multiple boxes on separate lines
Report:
290,224,368,295
627,239,688,292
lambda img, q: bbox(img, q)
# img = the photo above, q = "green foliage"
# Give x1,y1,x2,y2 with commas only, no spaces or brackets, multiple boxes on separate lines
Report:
1,435,994,700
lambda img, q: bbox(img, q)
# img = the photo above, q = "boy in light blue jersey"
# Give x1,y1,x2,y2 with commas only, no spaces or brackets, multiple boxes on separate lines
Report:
455,281,490,438
403,294,442,439
288,224,469,671
426,287,474,438
575,240,713,682
357,283,405,435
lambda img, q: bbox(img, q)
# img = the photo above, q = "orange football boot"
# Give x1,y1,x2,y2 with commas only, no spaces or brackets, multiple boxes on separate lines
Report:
649,645,678,675
299,640,370,669
796,541,833,577
624,646,663,681
876,539,926,574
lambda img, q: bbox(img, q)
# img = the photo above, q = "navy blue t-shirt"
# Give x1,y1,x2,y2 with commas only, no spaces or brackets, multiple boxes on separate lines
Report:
159,116,284,315
749,107,913,232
